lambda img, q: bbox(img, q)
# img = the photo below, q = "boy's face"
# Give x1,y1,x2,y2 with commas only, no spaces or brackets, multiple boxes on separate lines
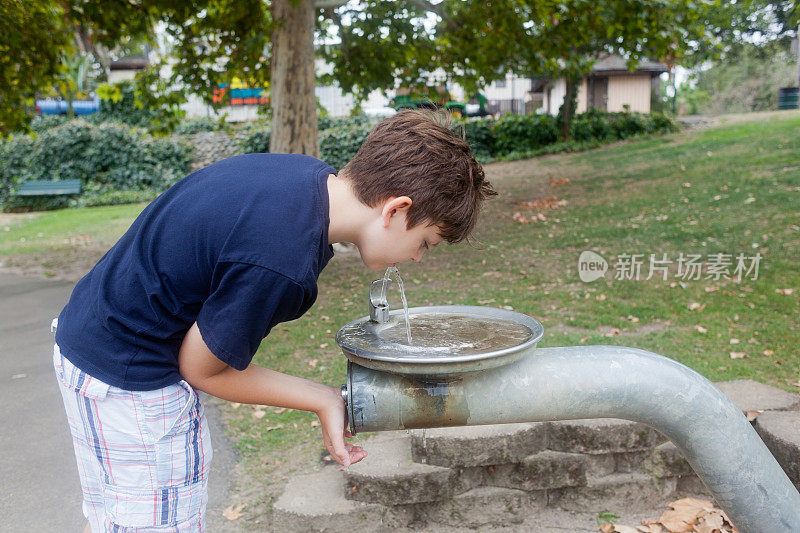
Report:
358,196,444,271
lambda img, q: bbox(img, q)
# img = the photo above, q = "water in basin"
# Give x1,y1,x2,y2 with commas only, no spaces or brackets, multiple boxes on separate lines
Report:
338,312,534,358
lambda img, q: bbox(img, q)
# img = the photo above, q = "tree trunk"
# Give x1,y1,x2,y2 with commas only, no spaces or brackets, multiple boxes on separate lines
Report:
557,74,579,140
269,0,319,157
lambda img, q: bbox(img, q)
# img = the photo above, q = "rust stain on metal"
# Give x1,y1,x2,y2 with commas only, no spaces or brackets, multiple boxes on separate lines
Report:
398,375,469,429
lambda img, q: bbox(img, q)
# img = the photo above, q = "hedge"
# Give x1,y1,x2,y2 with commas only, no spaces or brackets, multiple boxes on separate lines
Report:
0,119,191,211
2,110,675,212
240,115,373,170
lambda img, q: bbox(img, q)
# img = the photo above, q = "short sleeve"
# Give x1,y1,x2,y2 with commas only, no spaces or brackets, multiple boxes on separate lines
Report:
196,261,309,370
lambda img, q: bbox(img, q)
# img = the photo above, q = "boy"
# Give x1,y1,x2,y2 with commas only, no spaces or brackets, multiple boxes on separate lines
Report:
53,109,496,531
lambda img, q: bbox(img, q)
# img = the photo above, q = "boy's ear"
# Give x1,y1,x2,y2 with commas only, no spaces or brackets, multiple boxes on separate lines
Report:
381,196,413,228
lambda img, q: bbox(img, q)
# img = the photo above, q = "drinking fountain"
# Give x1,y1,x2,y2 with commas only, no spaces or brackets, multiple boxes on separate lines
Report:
334,276,800,533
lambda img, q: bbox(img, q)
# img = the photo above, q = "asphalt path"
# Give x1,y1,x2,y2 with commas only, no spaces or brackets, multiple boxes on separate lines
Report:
0,273,236,531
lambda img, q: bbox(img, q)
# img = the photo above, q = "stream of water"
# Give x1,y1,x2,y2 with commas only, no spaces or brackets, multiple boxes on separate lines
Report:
383,266,412,344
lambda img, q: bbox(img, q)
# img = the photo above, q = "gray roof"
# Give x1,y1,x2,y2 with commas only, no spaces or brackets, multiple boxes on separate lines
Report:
110,53,149,71
592,54,667,73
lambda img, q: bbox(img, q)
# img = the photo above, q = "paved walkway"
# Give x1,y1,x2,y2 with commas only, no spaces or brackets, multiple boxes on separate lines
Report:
0,273,237,531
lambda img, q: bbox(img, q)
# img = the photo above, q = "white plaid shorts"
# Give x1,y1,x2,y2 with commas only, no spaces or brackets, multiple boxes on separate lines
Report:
53,338,213,532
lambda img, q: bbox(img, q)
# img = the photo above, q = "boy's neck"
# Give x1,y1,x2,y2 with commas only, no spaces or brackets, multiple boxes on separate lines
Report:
326,172,373,246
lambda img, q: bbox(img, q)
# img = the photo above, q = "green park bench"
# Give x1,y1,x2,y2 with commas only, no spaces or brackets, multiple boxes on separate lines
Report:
15,179,82,198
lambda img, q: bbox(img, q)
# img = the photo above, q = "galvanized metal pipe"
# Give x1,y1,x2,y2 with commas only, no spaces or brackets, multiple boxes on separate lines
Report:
345,345,800,533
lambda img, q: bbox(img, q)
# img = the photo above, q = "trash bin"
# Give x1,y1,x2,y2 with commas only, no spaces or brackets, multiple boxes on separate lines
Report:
778,87,800,110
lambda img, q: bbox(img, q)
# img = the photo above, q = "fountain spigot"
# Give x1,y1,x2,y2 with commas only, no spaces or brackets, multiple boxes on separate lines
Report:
369,278,390,323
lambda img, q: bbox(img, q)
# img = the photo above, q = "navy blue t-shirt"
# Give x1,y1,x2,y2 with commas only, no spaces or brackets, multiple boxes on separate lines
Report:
55,153,336,390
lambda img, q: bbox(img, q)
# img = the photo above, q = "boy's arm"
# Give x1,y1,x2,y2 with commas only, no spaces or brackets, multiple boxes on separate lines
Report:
178,322,366,467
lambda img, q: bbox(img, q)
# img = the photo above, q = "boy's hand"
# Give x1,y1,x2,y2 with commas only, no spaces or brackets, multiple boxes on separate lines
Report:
316,386,367,468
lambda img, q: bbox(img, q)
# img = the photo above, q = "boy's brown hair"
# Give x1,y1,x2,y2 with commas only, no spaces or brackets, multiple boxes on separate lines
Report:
340,109,496,243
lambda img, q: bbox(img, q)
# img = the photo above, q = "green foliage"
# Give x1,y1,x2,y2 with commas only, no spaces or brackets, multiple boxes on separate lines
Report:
597,510,619,526
240,115,374,169
490,114,559,154
467,110,675,162
0,0,71,135
679,41,798,115
174,117,225,135
0,120,191,211
240,128,272,154
463,119,495,159
97,80,159,129
29,115,69,133
319,121,372,170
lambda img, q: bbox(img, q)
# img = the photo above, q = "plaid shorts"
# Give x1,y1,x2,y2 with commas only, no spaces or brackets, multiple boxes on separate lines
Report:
53,338,213,532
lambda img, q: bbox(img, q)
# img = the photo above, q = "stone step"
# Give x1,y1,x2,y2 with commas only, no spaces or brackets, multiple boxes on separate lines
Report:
755,411,800,491
549,472,676,512
715,379,800,412
418,486,544,529
484,450,587,491
272,468,387,532
410,422,548,467
548,418,660,455
343,432,458,505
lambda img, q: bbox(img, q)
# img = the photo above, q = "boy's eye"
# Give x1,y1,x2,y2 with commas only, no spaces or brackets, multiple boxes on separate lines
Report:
423,241,429,250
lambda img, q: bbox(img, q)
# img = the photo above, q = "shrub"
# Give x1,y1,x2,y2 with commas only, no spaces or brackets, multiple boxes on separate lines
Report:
96,80,158,129
490,114,559,154
319,121,372,170
463,119,495,159
0,119,191,211
175,117,224,135
462,110,676,161
240,128,271,154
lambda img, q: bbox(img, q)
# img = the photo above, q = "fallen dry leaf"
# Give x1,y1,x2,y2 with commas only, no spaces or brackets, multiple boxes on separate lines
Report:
729,338,740,344
265,425,283,431
730,352,747,359
688,302,705,311
597,294,607,301
222,503,246,521
311,420,319,427
704,286,719,293
514,195,567,210
319,343,328,349
627,315,639,322
613,526,641,533
599,524,615,533
744,301,755,309
746,410,764,422
695,325,708,333
762,349,774,356
253,409,266,419
605,327,622,337
637,525,666,533
230,402,241,409
775,288,794,295
580,336,589,343
308,359,318,367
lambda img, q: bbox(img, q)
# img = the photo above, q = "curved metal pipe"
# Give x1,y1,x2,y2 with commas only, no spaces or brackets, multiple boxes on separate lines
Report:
345,345,800,533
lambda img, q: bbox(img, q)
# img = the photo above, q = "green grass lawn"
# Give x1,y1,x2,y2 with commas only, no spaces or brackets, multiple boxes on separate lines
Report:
2,112,798,518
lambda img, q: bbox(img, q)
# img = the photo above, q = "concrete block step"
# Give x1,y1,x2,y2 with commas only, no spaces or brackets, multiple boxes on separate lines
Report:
755,410,800,490
548,418,659,454
549,472,676,512
343,432,457,505
646,441,695,479
715,380,800,412
484,450,587,491
420,486,545,529
272,468,387,532
410,422,548,467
